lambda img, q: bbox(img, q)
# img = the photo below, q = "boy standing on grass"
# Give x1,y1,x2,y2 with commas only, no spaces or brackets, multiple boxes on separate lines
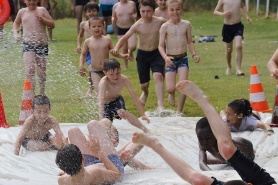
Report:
76,2,105,96
79,17,128,95
111,0,166,113
214,0,252,76
14,95,66,155
158,0,200,116
112,0,137,70
154,0,169,20
98,58,151,133
13,0,55,95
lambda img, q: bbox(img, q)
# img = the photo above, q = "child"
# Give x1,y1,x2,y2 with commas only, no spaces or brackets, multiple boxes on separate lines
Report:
267,48,278,80
98,58,150,133
154,0,169,20
158,0,200,116
196,117,255,171
214,0,252,76
70,0,90,34
13,0,55,95
79,16,128,94
112,0,137,70
14,95,66,155
39,0,57,41
76,2,103,96
220,98,274,135
111,0,166,113
132,80,277,185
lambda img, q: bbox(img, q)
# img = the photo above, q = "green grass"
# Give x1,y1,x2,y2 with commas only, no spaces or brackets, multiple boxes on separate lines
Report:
1,11,278,126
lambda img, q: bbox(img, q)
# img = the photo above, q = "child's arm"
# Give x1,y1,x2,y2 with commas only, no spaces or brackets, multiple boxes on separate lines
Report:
14,118,32,155
34,8,55,29
186,22,200,63
109,39,129,60
112,4,117,24
13,9,22,42
98,79,107,120
49,0,57,14
79,39,89,76
198,148,211,171
257,121,274,136
124,77,150,123
76,22,85,53
267,49,278,80
213,0,231,18
158,23,174,67
52,118,67,149
103,21,107,35
240,1,252,25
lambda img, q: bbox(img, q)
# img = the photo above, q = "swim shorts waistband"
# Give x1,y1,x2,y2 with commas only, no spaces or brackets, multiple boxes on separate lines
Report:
224,22,242,26
167,52,187,59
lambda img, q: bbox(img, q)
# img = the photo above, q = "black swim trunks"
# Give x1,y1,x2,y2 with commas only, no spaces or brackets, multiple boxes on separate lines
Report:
227,149,276,185
21,132,57,150
8,0,16,15
104,96,126,122
75,0,89,6
136,48,165,84
222,22,244,43
117,26,130,36
23,42,49,57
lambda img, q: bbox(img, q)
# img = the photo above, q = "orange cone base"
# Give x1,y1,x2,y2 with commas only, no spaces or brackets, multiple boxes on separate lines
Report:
250,101,272,113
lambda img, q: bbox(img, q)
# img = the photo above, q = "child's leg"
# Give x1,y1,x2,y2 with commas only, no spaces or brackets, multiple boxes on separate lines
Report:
23,52,36,93
86,71,93,96
75,5,85,34
36,56,47,95
176,80,236,160
127,33,136,62
117,35,128,70
90,72,102,94
226,42,233,75
234,36,244,75
176,67,189,114
153,72,164,111
139,82,149,106
132,132,214,185
165,71,176,106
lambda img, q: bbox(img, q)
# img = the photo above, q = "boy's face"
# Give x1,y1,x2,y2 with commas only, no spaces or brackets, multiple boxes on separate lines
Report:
24,0,38,9
104,68,121,83
86,9,98,18
89,20,104,36
156,0,167,10
140,5,154,20
33,105,50,123
167,1,183,21
196,127,217,150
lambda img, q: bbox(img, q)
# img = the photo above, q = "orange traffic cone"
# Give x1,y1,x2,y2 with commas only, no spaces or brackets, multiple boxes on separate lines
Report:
271,81,278,127
18,79,34,125
0,93,9,128
249,65,272,113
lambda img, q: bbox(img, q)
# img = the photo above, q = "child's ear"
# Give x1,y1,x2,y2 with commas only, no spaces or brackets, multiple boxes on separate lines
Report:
237,113,244,118
103,71,107,76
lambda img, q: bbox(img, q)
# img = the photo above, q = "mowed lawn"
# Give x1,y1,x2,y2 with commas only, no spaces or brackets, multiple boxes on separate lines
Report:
0,11,278,126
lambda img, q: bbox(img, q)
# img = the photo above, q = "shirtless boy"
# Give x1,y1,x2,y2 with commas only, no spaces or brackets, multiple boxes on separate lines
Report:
267,48,278,80
111,0,166,112
196,117,255,171
13,0,55,95
98,58,150,133
79,17,128,94
214,0,252,76
14,95,66,155
112,0,137,70
154,0,169,20
39,0,57,41
132,80,277,185
158,0,200,115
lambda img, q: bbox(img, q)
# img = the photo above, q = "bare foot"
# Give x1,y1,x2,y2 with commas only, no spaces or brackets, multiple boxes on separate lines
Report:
236,69,245,76
132,132,159,148
226,67,231,75
139,92,148,106
168,94,175,106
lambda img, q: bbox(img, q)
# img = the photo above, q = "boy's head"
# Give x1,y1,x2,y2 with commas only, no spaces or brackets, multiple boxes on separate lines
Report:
103,59,121,82
84,2,99,18
139,0,156,17
156,0,167,10
195,117,217,150
32,95,51,110
56,144,83,176
167,0,182,7
32,95,51,123
24,0,38,9
88,16,105,35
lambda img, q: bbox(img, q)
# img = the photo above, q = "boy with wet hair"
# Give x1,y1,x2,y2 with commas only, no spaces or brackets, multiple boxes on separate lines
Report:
154,0,169,20
14,95,66,155
111,0,167,113
98,58,151,133
196,117,255,171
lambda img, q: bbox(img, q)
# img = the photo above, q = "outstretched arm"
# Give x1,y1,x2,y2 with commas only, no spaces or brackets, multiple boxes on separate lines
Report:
257,121,274,136
199,148,211,171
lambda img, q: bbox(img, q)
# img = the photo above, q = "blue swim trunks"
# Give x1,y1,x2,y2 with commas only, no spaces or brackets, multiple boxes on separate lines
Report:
86,51,91,66
165,53,189,73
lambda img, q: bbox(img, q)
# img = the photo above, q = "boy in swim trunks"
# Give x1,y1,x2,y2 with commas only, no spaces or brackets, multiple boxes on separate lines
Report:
79,17,128,95
14,95,66,155
39,0,57,41
13,0,55,95
98,58,151,133
111,0,167,113
158,0,200,116
196,117,255,171
132,80,277,185
112,0,137,69
214,0,252,76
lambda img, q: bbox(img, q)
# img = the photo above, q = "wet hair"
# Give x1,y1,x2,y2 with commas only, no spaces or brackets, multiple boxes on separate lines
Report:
103,58,121,72
84,2,99,13
88,16,105,27
32,95,51,109
139,0,156,10
195,117,212,132
55,144,83,176
167,0,183,7
228,98,252,117
224,180,248,185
